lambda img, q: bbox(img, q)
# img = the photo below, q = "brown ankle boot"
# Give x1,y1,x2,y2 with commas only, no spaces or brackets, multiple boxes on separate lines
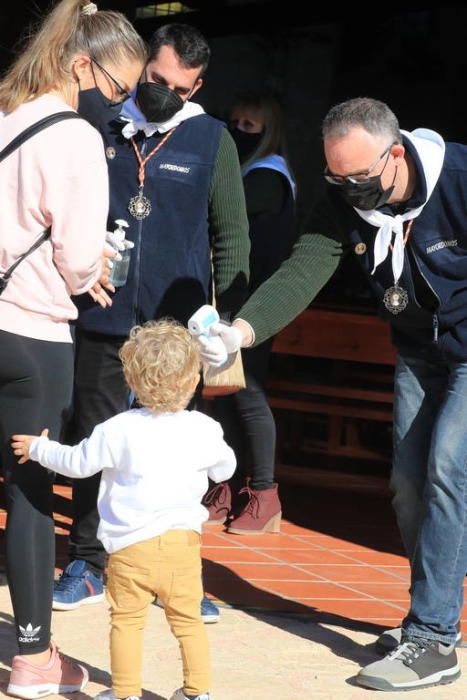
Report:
227,483,281,534
203,481,232,523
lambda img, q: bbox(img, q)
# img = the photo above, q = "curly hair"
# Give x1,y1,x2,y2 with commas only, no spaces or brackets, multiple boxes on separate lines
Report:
119,319,201,413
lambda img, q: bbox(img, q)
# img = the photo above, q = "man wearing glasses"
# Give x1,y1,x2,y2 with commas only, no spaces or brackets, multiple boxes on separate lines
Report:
198,96,467,691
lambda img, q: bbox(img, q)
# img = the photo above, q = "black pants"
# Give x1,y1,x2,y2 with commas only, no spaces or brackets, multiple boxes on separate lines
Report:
213,338,276,492
0,329,73,654
68,330,129,572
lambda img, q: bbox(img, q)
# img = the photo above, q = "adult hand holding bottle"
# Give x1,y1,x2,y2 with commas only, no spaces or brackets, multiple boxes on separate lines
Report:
88,246,117,307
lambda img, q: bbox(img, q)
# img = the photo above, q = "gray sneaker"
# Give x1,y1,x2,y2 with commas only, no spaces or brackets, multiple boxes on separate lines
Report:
357,637,460,691
169,690,210,700
376,621,462,654
94,692,140,700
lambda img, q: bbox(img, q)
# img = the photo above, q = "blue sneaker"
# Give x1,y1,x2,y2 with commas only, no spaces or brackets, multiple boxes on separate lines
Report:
154,595,220,624
200,595,219,624
53,559,105,611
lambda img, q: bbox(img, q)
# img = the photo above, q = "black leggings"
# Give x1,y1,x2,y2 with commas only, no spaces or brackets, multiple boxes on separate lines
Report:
213,338,276,492
0,329,73,654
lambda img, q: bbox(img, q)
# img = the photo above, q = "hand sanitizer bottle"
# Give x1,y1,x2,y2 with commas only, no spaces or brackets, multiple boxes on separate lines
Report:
109,219,133,287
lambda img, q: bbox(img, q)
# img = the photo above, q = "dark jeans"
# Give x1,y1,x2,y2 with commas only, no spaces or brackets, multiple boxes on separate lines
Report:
213,338,276,491
392,353,467,644
68,330,130,572
0,329,73,654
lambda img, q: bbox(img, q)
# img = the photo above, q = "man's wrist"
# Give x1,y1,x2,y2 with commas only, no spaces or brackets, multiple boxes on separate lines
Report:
232,318,255,347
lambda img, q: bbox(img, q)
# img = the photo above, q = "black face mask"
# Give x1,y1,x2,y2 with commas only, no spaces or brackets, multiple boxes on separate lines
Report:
136,82,184,123
77,87,123,129
335,172,396,211
230,127,263,163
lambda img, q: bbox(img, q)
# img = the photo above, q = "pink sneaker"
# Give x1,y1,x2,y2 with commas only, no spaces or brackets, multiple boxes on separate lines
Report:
7,641,88,699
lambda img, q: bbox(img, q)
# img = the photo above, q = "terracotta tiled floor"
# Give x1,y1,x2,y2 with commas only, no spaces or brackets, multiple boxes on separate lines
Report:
1,474,466,633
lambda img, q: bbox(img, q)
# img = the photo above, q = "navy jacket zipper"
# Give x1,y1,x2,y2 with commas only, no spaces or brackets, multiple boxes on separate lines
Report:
408,246,441,344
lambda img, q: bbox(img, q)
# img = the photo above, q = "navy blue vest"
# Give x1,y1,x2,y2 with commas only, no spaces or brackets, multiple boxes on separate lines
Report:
76,114,223,334
327,139,467,361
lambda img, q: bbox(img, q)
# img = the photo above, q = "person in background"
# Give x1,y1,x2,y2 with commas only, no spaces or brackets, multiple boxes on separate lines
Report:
0,0,146,697
197,96,467,692
12,319,236,700
204,91,297,534
53,22,250,624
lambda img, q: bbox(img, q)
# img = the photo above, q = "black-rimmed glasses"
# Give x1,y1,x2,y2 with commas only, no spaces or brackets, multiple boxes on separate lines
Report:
324,142,397,186
91,58,131,104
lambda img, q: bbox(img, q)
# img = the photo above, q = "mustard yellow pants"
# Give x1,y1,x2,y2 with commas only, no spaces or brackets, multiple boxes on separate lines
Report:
105,530,210,698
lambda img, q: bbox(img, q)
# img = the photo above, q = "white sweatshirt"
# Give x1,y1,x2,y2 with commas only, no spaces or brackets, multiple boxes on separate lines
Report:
30,408,236,553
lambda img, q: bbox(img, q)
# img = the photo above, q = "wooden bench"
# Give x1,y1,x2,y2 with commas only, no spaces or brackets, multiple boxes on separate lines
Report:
267,306,396,463
270,306,396,364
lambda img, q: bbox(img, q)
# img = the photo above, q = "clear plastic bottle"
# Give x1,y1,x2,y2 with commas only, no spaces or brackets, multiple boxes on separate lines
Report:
109,219,133,287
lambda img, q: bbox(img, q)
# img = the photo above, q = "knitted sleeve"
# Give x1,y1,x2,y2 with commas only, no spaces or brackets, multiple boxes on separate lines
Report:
235,196,346,345
208,128,250,317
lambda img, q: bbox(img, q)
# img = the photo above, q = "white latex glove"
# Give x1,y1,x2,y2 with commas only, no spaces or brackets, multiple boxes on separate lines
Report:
197,322,243,367
105,231,125,269
197,334,228,367
209,322,243,353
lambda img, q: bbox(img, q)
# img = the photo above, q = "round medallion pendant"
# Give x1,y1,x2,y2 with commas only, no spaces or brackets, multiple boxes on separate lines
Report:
354,242,367,255
383,285,409,315
128,194,152,220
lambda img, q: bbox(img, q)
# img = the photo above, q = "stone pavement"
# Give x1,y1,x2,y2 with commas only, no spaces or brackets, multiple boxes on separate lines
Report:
1,475,467,699
0,577,466,700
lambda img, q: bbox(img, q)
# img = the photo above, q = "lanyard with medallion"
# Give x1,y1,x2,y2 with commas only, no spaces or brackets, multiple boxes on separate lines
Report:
128,127,177,220
382,219,414,314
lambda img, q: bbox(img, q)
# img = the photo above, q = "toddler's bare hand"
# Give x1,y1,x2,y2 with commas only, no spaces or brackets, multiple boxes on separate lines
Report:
11,428,49,464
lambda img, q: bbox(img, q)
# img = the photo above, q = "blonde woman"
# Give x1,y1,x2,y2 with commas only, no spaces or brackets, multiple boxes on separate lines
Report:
12,319,236,700
0,1,146,697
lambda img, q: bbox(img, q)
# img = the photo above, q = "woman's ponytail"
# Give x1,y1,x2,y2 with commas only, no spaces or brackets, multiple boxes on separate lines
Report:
0,0,147,113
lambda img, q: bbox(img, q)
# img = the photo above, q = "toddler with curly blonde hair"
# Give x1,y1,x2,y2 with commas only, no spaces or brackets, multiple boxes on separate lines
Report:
120,319,202,412
12,319,236,700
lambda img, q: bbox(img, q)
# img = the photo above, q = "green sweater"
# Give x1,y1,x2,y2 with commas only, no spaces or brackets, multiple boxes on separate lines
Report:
236,230,343,345
209,128,250,315
211,133,343,344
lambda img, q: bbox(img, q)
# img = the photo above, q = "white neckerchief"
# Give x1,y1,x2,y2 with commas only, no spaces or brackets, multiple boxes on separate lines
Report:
120,99,205,139
354,128,445,282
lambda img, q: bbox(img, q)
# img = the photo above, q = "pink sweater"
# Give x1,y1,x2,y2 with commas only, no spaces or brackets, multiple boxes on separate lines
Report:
0,94,109,342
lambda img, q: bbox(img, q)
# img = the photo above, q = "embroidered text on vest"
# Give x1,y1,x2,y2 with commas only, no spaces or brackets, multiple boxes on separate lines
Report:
426,239,458,254
159,163,191,174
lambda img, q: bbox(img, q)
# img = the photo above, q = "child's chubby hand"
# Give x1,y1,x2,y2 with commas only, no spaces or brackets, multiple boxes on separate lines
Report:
11,428,49,464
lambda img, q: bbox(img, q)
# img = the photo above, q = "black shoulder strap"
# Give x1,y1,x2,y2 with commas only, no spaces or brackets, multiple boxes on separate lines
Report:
0,111,84,287
0,228,51,285
0,111,83,164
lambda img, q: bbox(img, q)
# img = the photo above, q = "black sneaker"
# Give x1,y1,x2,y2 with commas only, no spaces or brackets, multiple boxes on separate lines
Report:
357,637,460,691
